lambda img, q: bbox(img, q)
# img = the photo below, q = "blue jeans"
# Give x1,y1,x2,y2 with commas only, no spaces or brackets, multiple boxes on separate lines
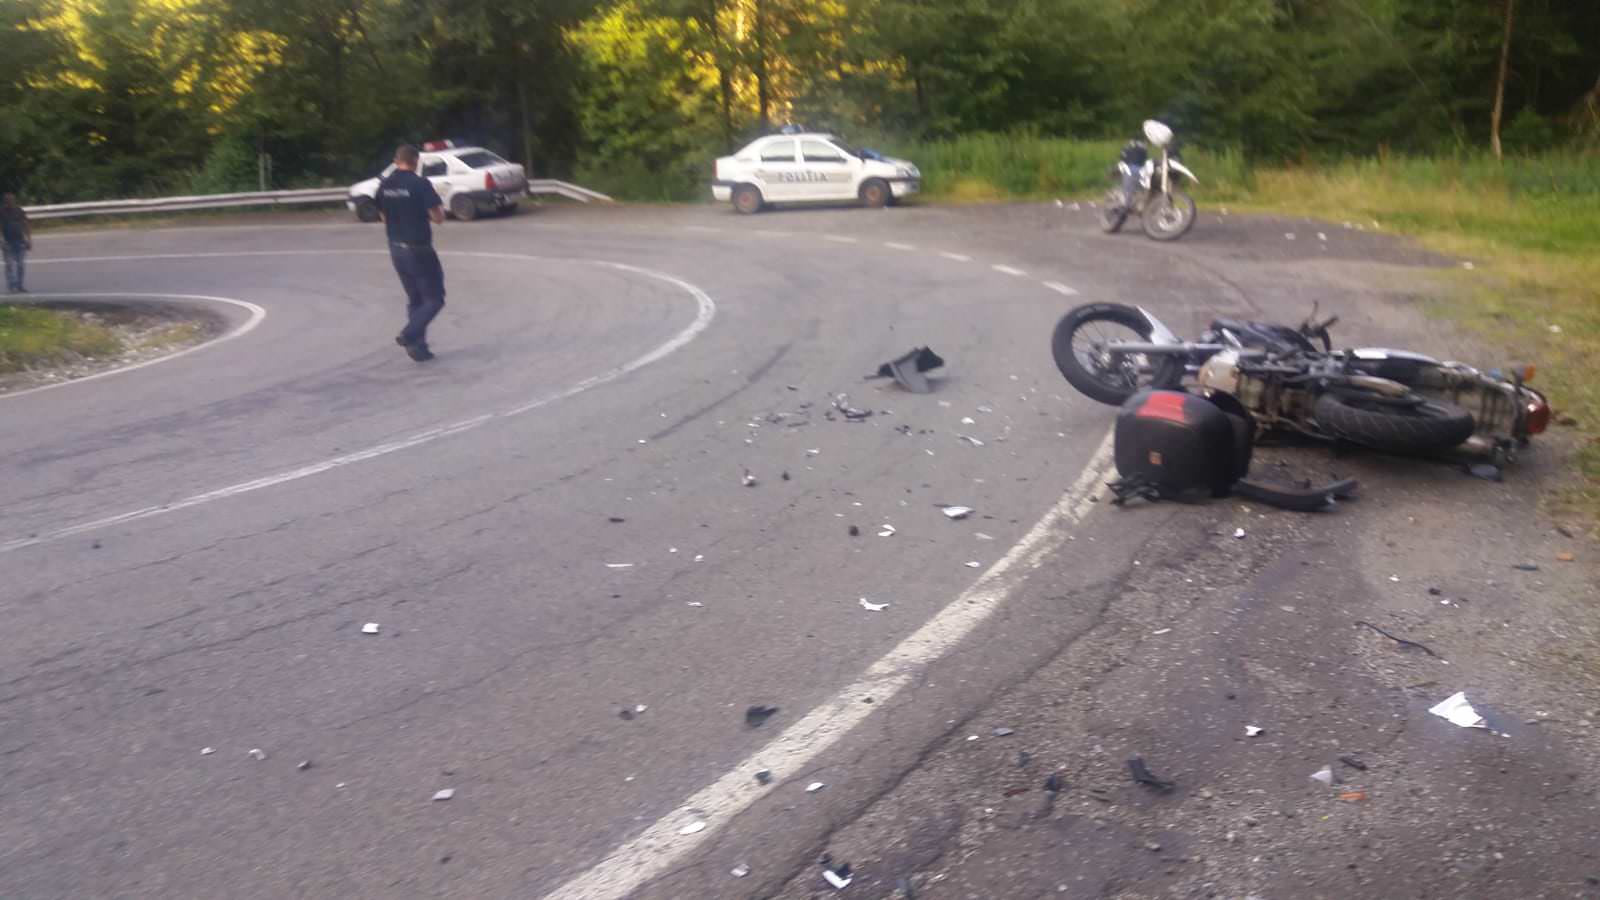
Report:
389,243,445,345
2,241,23,292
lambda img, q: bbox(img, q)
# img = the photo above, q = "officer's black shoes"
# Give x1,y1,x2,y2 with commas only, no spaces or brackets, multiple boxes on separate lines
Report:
395,333,409,348
405,341,434,362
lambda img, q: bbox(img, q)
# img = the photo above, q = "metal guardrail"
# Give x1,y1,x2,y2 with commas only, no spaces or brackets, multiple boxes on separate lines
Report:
25,180,613,220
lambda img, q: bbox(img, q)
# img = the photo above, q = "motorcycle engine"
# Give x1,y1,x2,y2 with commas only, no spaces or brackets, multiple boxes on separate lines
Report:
1197,349,1243,395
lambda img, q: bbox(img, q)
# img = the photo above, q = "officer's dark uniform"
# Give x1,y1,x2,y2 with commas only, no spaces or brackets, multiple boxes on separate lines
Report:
376,169,445,359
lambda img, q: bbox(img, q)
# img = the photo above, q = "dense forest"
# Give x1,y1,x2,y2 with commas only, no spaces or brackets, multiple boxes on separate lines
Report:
2,0,1597,203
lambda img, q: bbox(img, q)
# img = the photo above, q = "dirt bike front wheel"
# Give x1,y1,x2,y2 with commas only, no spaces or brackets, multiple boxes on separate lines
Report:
1051,303,1183,406
1099,189,1130,233
1142,191,1196,241
1313,391,1475,455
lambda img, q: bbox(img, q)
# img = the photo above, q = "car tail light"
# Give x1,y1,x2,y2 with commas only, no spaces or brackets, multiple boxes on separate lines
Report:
1525,394,1551,434
484,171,496,190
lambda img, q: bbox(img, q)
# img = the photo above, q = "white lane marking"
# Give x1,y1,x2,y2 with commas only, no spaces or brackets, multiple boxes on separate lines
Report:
540,430,1116,900
752,230,792,238
991,264,1027,276
884,241,917,251
939,251,971,262
0,293,266,401
823,235,858,244
1043,281,1079,296
681,225,722,233
1,252,717,555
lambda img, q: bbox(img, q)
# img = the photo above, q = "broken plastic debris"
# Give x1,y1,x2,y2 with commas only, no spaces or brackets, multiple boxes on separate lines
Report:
298,760,313,771
678,820,707,835
361,622,380,634
249,748,266,761
742,470,758,487
832,393,873,420
961,416,976,425
1468,463,1503,482
745,705,780,728
975,532,995,541
687,601,704,607
1233,528,1246,539
941,506,974,520
731,863,750,878
200,747,215,755
822,866,853,890
1245,726,1263,737
605,563,634,569
964,561,980,568
806,782,826,793
1428,691,1487,729
992,726,1015,737
432,788,455,801
1126,757,1175,792
1310,766,1334,785
877,524,895,537
634,704,648,714
754,770,773,785
871,347,945,394
806,448,820,456
1338,754,1368,771
1339,790,1368,802
957,434,985,447
859,598,889,612
1151,628,1172,636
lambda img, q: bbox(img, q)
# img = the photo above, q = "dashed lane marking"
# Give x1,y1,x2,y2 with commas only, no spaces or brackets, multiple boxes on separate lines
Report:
1043,281,1080,296
991,264,1027,276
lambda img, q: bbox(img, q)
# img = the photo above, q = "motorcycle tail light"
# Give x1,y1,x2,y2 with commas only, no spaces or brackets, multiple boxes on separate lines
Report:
484,171,497,191
1525,395,1551,435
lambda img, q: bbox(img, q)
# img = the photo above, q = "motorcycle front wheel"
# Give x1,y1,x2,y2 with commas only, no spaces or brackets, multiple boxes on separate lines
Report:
1099,189,1130,233
1142,191,1197,241
1051,303,1183,406
1312,391,1475,455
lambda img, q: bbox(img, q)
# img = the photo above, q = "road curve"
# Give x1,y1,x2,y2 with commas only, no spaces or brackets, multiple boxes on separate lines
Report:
1,202,1310,899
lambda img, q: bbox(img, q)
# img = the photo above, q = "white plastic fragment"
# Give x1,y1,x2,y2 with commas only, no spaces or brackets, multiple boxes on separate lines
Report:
742,471,758,487
823,869,853,889
1317,232,1327,241
731,864,750,878
1245,725,1264,737
634,704,648,714
975,532,995,541
432,788,455,801
249,748,266,760
606,563,634,569
200,747,215,755
678,820,706,835
1388,575,1400,582
961,416,976,425
957,434,985,447
687,601,704,608
806,448,821,456
877,524,896,537
1285,232,1296,240
1310,765,1334,785
1428,691,1488,729
806,782,826,793
964,561,981,568
1233,528,1246,539
1152,628,1172,636
941,506,974,519
859,598,889,612
361,622,380,634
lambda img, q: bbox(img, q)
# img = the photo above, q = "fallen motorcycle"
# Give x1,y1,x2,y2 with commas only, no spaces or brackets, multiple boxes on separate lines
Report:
1051,301,1550,462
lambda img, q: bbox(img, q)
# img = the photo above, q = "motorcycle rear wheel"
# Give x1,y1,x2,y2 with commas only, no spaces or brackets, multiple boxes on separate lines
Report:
1313,391,1475,455
1099,189,1129,233
1051,303,1183,406
1142,191,1196,241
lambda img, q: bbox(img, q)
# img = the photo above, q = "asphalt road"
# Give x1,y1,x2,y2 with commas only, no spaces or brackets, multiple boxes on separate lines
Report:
3,202,1594,900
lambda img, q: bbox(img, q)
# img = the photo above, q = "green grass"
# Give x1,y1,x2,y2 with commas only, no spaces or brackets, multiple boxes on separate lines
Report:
0,305,123,374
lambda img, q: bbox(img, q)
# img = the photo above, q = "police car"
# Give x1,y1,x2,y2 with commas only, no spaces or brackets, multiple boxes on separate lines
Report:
348,141,529,222
711,131,921,214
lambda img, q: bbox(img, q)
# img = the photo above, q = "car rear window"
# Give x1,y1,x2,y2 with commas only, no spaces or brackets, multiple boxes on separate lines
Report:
759,141,796,163
456,151,508,169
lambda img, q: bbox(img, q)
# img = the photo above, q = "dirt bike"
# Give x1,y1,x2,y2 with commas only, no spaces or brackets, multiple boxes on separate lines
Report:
1051,301,1551,462
1101,120,1198,241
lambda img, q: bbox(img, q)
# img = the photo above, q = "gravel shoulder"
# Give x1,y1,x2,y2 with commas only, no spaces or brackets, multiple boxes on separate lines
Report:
0,300,227,395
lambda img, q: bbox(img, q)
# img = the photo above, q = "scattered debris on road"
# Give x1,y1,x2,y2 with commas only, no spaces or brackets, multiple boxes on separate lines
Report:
1512,563,1540,571
957,434,985,447
848,525,861,537
607,516,626,523
432,788,455,801
745,705,780,728
742,470,758,487
877,525,895,537
807,782,826,793
871,347,945,394
1429,691,1488,729
200,747,215,755
821,862,854,889
859,598,889,612
1356,620,1442,659
1467,463,1503,482
1310,765,1335,785
361,622,380,634
731,863,750,878
1044,772,1064,792
832,393,873,420
964,561,981,568
297,760,313,771
605,563,634,569
755,770,773,785
1245,725,1263,737
1340,790,1368,802
941,505,973,520
1557,551,1575,562
678,820,707,835
1233,528,1246,539
992,726,1015,737
1338,754,1369,771
1127,756,1175,792
249,748,266,761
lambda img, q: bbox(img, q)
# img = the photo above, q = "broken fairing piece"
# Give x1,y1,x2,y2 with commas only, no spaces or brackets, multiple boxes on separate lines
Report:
957,434,985,447
877,524,896,537
961,416,976,425
745,705,780,728
731,864,750,878
605,563,634,569
678,821,707,835
871,346,946,394
832,394,873,420
1126,756,1175,792
822,868,853,890
200,747,216,755
1310,766,1335,786
859,598,889,612
361,622,380,634
806,782,826,793
941,506,974,519
1245,726,1263,737
1233,528,1246,539
432,788,455,801
964,561,981,568
742,470,757,487
248,748,266,761
1428,691,1488,729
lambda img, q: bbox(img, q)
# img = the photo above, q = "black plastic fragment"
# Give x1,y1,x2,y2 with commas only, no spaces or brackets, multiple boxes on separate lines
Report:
745,705,780,728
871,347,946,394
1127,756,1176,792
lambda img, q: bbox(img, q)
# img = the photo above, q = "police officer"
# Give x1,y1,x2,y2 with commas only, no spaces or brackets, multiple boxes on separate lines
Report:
376,144,446,361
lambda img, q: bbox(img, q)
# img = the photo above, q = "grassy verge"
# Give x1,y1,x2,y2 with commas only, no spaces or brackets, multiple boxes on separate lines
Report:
0,305,123,374
889,136,1598,518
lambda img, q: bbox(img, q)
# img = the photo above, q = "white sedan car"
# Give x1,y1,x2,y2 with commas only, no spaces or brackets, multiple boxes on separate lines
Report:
348,142,528,222
712,132,920,213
